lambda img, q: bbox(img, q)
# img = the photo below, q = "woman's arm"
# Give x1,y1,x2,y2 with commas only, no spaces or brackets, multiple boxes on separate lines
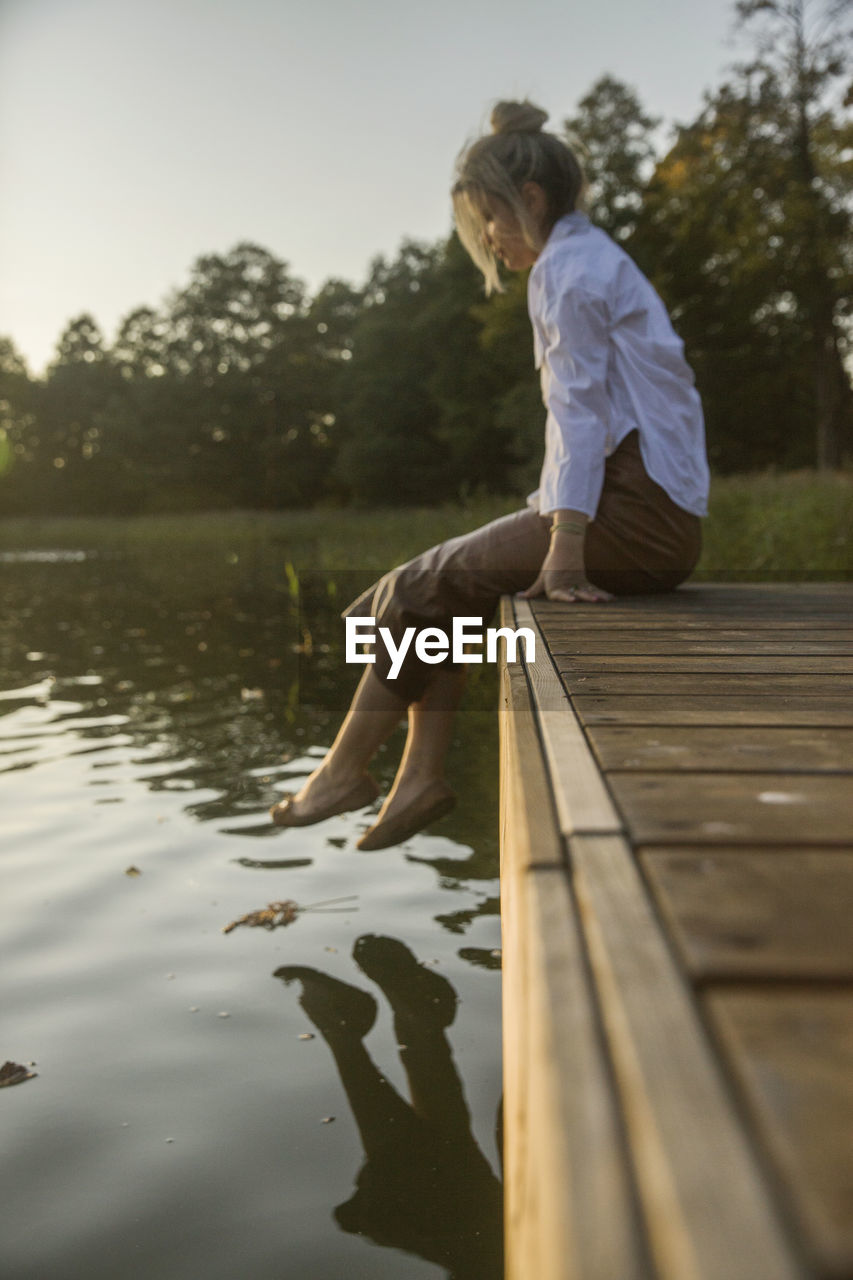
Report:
521,508,613,603
525,272,615,603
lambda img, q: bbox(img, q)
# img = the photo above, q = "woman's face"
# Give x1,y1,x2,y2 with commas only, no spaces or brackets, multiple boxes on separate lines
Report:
480,199,539,271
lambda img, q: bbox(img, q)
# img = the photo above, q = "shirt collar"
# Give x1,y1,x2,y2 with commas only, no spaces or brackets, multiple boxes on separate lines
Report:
544,211,590,245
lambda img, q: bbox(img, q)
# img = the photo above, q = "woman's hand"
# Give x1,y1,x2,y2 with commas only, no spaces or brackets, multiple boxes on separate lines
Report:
520,528,614,604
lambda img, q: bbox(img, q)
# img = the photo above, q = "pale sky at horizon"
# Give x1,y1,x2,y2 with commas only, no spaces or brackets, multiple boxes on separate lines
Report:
1,0,741,374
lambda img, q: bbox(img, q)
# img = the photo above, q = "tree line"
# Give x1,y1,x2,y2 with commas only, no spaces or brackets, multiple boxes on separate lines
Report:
1,0,850,516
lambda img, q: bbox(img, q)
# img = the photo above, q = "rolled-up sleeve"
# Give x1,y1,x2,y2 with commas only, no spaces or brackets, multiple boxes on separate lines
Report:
534,277,612,518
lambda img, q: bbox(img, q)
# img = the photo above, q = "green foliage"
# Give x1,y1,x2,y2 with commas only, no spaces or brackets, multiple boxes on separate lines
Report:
632,33,852,471
333,236,523,504
0,337,35,497
564,75,661,242
729,0,853,466
1,467,849,581
696,466,853,577
632,81,813,471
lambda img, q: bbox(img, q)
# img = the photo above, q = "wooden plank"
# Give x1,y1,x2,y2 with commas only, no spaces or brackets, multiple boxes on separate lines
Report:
555,581,853,601
555,672,853,697
641,849,853,979
707,988,853,1279
533,587,853,626
541,617,853,629
499,640,647,1280
535,590,853,614
585,726,853,773
672,583,853,595
608,773,853,845
499,654,562,871
503,864,650,1280
536,603,853,621
512,599,622,837
569,833,801,1280
540,605,853,618
555,655,853,674
545,630,853,656
574,696,853,727
502,584,853,1279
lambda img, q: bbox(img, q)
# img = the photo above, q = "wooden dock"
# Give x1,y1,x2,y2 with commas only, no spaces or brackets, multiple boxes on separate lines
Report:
498,583,853,1280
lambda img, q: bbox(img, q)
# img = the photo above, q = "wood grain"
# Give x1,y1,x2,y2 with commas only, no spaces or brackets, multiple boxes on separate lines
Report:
501,585,853,1278
573,696,853,726
556,655,853,674
707,988,853,1278
499,655,562,871
607,773,853,845
570,833,800,1280
546,630,853,656
499,620,646,1279
585,725,853,773
642,849,853,979
512,599,622,836
555,671,853,697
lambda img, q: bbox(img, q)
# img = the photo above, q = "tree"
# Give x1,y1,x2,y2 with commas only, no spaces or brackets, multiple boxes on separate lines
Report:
631,45,852,474
0,338,36,509
733,0,853,467
166,242,305,379
160,243,337,507
421,232,521,496
36,315,141,513
564,75,661,242
471,271,543,492
333,241,454,504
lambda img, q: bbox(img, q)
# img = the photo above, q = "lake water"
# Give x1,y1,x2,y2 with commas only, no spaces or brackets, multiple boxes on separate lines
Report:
0,547,503,1280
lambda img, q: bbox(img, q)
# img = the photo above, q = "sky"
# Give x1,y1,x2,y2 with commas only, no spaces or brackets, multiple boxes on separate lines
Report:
0,0,742,374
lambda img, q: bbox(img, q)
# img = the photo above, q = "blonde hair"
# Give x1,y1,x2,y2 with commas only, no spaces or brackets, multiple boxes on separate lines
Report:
452,100,585,293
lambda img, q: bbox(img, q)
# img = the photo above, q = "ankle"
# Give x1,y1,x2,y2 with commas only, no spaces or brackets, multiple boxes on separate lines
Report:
393,762,446,793
316,755,367,788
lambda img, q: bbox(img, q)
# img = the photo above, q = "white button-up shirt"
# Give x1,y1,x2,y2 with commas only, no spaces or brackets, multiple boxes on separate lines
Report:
527,212,710,519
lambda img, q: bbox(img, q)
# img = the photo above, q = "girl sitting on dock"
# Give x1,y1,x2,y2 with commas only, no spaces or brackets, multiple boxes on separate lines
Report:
271,99,709,850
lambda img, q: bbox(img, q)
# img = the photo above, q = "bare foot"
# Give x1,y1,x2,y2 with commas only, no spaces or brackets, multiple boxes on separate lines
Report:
270,767,379,827
356,775,456,851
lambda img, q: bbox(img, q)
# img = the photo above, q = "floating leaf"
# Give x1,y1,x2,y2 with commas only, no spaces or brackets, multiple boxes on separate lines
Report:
0,1061,37,1088
222,900,299,934
222,895,356,935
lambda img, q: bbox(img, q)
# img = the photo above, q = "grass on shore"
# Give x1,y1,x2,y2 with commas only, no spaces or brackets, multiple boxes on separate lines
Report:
1,468,851,580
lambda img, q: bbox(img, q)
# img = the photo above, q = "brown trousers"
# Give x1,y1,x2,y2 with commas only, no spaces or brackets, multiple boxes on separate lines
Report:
344,431,702,702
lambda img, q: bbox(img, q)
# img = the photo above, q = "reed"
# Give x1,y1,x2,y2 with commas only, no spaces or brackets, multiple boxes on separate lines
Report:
1,468,851,580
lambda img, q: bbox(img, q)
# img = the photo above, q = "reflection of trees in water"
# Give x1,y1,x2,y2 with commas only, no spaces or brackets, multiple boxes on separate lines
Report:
277,935,503,1280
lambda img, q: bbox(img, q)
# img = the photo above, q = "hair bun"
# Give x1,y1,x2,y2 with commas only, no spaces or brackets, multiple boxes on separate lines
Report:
490,100,549,136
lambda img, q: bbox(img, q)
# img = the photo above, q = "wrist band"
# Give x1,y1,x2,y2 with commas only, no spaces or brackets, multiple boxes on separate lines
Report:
550,521,586,536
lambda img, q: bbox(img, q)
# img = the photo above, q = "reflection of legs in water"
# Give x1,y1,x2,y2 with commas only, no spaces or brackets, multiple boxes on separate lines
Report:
353,935,469,1135
274,965,416,1155
270,668,463,849
275,941,503,1277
